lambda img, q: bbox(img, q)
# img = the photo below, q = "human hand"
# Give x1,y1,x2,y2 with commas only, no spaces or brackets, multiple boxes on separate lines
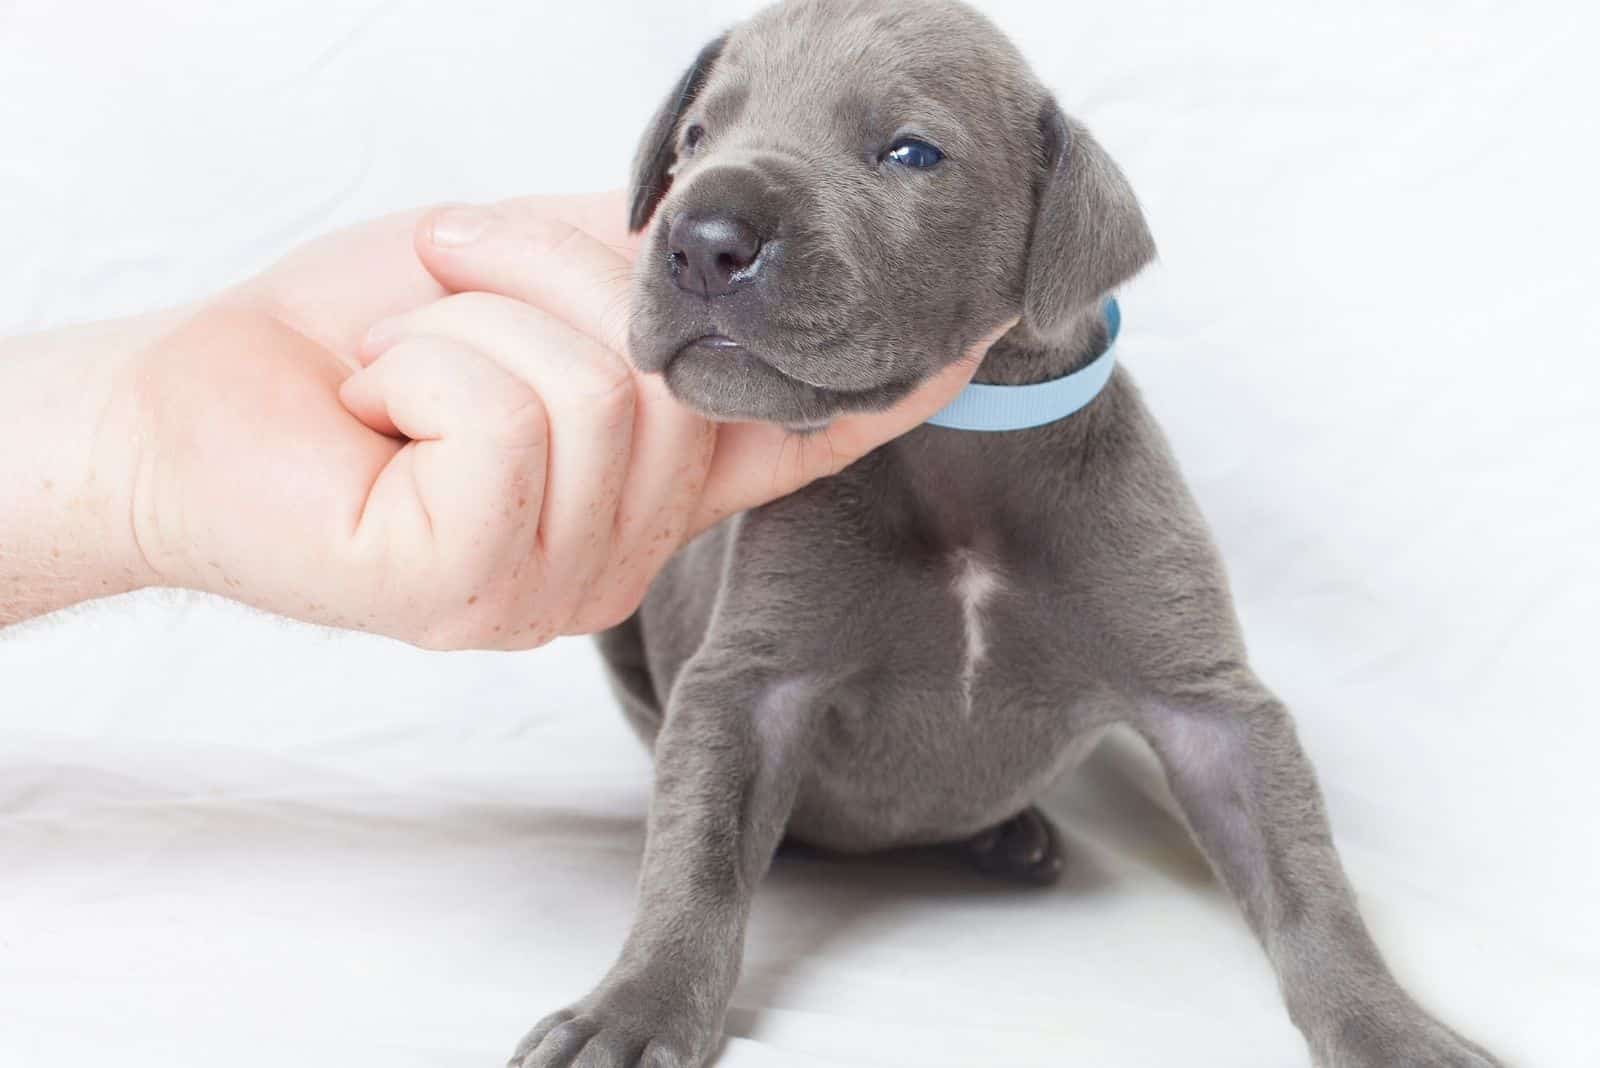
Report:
68,193,1000,647
115,193,634,646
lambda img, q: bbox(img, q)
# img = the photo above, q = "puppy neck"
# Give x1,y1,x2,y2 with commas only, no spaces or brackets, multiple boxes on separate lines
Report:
975,304,1113,387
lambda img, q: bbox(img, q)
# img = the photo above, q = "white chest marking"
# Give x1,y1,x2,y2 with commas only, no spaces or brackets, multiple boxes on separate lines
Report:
950,550,1002,714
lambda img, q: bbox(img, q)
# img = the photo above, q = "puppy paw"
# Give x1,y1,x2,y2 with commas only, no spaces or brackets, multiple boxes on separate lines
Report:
507,983,716,1068
1321,1006,1502,1068
958,805,1065,886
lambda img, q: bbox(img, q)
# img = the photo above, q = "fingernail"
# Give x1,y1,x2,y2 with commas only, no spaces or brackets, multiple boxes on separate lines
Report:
429,205,491,247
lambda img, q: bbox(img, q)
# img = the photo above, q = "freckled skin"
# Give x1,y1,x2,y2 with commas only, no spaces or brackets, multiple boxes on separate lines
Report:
506,3,1504,1068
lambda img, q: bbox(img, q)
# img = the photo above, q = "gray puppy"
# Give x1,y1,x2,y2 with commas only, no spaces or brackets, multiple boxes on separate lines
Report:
509,1,1502,1066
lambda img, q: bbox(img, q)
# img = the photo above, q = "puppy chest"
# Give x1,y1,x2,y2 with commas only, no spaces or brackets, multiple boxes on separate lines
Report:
949,548,1003,714
788,548,1086,848
831,546,1073,729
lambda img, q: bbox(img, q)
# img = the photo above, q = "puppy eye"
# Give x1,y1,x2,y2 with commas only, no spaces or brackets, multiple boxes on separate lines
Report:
882,138,944,169
683,123,706,151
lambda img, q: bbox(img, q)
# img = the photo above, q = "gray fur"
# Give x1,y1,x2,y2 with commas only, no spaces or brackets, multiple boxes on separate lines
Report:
508,2,1503,1065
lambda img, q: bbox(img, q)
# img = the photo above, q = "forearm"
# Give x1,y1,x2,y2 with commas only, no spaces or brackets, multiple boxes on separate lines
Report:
0,311,180,625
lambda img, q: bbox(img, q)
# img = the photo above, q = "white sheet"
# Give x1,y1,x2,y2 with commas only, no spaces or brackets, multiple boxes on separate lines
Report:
2,2,1596,1065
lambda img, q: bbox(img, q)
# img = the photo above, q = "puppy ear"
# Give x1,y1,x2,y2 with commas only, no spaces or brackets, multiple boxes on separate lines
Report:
1023,103,1156,339
627,33,729,233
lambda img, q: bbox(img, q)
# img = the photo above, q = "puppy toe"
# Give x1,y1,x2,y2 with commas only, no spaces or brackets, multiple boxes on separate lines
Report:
637,1039,690,1068
511,1015,595,1068
570,1030,643,1068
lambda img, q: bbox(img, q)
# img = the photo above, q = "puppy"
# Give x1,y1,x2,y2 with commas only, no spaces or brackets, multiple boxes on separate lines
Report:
509,2,1502,1065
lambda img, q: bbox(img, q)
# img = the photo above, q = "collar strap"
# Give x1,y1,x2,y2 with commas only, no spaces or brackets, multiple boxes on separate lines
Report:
924,298,1121,432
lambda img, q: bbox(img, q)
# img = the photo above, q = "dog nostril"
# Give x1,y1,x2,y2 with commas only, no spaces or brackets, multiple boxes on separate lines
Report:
666,212,765,297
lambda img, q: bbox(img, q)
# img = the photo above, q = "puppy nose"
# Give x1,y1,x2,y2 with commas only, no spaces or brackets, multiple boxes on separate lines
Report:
668,212,764,297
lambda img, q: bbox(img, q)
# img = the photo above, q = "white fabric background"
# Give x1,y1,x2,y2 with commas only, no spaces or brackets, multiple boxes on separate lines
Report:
2,1,1596,1065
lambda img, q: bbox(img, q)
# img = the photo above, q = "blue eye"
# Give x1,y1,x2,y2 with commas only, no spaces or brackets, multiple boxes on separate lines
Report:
883,138,944,169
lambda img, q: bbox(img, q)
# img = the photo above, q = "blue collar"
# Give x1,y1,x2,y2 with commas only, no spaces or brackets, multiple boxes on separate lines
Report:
924,298,1121,432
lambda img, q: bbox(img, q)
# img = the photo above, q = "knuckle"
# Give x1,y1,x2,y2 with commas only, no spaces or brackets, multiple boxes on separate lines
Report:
580,356,637,410
548,345,637,416
575,565,655,636
582,595,642,636
515,214,587,262
487,388,550,450
615,577,654,623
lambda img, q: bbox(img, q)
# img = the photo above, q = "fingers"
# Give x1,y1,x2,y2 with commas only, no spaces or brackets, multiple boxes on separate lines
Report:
362,294,638,602
401,197,711,633
569,372,712,632
411,199,637,356
337,337,549,646
689,321,1012,534
511,188,643,256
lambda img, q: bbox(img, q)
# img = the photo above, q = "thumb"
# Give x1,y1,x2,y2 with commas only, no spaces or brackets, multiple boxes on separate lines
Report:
413,198,637,356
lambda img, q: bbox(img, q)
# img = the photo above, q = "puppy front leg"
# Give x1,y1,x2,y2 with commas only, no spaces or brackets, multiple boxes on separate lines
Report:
509,666,813,1068
1134,672,1501,1067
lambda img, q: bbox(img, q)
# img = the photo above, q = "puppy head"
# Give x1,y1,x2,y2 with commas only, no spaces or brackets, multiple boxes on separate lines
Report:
627,0,1154,429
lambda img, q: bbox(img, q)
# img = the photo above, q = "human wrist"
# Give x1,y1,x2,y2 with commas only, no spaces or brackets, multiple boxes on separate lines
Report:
0,310,180,624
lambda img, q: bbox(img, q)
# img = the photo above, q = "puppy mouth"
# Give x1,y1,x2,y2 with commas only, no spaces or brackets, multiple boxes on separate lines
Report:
676,334,829,389
683,334,746,354
663,333,912,430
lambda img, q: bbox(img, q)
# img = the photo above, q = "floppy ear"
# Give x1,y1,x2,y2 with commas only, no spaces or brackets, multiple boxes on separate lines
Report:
1023,103,1156,340
627,33,729,233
